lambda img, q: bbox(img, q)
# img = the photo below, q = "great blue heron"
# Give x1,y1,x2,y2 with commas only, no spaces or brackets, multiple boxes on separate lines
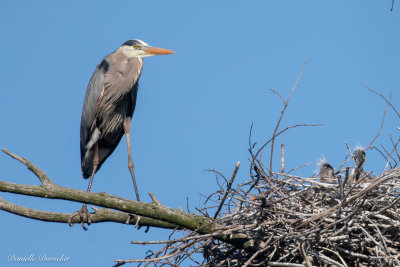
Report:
319,162,336,184
68,39,174,229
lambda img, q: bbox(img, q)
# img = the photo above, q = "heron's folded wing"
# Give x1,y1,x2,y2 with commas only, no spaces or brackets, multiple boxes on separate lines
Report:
80,57,110,162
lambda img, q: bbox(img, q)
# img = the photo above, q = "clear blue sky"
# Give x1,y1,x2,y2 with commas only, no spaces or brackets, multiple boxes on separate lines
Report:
0,1,399,266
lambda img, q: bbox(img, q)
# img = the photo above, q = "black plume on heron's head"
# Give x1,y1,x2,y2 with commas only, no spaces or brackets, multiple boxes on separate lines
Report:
122,39,149,47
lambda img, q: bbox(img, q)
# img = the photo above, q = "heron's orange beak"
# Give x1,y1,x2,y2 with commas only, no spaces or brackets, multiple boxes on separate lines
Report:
142,46,175,55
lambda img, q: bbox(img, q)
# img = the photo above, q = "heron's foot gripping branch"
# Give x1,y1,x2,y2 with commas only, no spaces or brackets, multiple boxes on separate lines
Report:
68,203,91,230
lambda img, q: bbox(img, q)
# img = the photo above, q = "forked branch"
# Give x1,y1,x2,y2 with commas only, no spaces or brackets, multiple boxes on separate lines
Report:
0,148,257,252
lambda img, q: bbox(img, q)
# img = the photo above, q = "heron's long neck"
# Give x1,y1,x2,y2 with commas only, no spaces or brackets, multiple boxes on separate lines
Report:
111,50,143,77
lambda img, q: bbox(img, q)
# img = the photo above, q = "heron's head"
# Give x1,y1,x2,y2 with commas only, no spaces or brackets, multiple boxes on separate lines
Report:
319,162,335,178
119,39,174,58
353,148,366,169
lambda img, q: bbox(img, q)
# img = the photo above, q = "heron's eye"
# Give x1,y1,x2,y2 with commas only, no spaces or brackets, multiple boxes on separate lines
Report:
133,44,139,49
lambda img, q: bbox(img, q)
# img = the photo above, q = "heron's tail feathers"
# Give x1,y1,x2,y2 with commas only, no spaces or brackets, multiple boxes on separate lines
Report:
81,150,93,179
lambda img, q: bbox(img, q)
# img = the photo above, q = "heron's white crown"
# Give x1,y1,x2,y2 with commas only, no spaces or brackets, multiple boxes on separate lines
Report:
134,39,149,46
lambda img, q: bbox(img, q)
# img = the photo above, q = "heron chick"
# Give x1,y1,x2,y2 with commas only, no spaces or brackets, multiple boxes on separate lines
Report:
69,39,174,229
319,162,336,184
349,148,372,183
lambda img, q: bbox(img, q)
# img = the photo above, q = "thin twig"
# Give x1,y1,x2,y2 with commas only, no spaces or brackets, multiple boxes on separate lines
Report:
363,84,400,118
268,59,309,175
214,161,240,219
280,143,285,173
367,93,391,150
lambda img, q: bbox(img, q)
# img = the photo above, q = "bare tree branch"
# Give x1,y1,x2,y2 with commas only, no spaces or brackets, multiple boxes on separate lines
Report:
363,84,400,119
367,93,391,150
0,196,175,228
268,59,309,175
0,148,257,252
2,148,53,186
214,161,240,219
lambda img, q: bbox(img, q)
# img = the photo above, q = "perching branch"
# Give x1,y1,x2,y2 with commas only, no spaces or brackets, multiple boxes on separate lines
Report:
0,196,175,229
0,148,256,252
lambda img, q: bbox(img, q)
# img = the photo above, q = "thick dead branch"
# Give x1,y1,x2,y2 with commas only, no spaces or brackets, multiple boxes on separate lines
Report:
0,197,175,228
0,149,256,252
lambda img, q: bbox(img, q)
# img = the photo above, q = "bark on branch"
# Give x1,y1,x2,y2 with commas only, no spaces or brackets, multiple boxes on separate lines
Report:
0,148,256,252
0,196,175,229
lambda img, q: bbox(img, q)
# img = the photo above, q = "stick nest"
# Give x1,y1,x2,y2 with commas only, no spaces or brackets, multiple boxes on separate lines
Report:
204,164,400,267
133,160,400,267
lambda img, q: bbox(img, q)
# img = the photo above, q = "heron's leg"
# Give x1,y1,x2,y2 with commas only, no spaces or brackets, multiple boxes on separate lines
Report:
86,143,99,193
123,116,140,202
68,143,99,230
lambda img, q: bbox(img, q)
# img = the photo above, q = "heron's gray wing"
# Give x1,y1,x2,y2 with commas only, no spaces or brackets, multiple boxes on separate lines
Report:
80,56,142,178
80,57,109,163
